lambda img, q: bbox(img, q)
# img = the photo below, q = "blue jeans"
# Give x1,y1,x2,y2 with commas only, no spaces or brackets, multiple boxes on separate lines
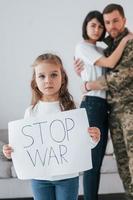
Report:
80,96,108,200
31,176,79,200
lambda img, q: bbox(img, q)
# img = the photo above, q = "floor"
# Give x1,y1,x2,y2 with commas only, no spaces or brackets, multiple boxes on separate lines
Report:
3,194,125,200
79,193,125,200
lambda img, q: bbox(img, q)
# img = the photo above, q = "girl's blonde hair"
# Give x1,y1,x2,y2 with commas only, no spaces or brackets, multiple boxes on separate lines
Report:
31,53,76,111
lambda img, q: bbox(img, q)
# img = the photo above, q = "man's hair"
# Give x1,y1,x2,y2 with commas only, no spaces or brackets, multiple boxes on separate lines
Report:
103,3,125,18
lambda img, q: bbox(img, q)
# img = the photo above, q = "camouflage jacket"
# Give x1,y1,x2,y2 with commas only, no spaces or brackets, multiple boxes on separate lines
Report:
103,28,133,106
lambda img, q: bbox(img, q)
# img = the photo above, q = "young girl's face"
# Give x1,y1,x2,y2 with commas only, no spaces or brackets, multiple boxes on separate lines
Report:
86,18,104,43
35,62,62,101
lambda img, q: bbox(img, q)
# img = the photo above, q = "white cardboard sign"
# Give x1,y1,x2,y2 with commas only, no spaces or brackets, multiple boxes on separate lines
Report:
8,108,92,179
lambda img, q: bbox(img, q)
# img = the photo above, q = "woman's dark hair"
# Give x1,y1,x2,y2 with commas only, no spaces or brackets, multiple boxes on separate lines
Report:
103,4,125,18
82,10,106,41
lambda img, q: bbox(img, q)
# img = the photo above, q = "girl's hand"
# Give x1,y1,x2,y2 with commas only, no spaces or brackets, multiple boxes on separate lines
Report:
3,144,13,159
88,127,100,142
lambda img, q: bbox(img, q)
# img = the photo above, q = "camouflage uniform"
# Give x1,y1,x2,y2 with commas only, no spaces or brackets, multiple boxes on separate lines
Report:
102,28,133,198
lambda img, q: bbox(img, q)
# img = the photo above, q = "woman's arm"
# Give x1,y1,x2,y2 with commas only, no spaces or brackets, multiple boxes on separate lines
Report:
85,66,133,92
95,33,133,68
84,76,108,91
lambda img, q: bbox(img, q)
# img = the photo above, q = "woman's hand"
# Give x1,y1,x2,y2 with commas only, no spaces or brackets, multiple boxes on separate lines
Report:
88,127,101,142
122,33,133,44
3,144,13,159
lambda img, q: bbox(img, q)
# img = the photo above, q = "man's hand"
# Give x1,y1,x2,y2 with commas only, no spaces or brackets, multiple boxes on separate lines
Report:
74,58,84,76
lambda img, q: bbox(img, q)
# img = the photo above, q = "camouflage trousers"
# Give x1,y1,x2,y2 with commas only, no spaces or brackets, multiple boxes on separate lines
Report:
109,104,133,198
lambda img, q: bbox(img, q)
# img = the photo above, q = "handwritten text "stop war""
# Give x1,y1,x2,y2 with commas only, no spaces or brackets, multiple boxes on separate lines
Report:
21,118,75,167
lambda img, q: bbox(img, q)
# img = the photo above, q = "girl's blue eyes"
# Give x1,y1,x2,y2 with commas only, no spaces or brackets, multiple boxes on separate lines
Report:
51,73,58,78
38,73,58,79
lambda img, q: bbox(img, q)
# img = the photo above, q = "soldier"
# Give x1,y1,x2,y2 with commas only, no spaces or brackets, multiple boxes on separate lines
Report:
84,4,133,200
75,3,133,200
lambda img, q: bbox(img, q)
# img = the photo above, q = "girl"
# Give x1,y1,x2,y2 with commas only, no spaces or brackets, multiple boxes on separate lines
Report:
3,53,100,200
74,11,133,200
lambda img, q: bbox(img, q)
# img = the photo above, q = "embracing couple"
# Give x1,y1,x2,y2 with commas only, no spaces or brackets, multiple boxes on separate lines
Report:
74,3,133,200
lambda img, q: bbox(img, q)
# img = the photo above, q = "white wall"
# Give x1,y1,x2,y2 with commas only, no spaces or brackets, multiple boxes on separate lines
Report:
0,0,133,129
